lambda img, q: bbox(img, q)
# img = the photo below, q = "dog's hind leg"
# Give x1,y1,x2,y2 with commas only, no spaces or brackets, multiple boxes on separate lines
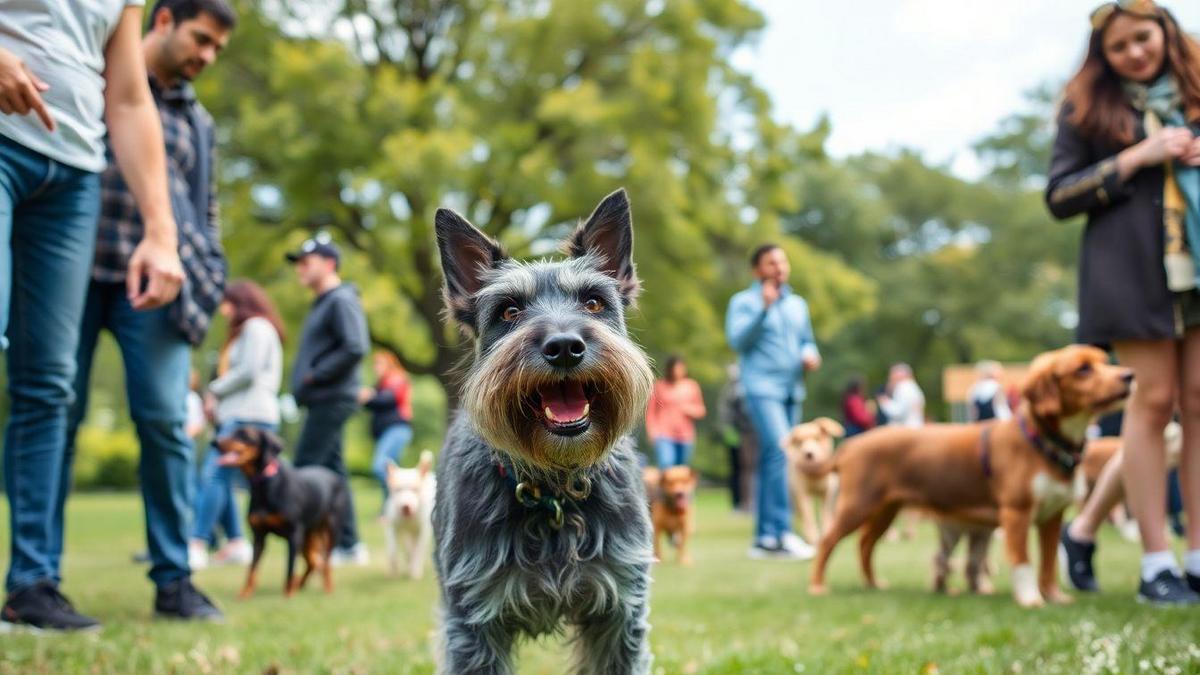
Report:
933,523,961,594
439,607,515,675
239,532,267,599
810,498,874,595
572,589,652,675
858,502,901,590
966,528,995,595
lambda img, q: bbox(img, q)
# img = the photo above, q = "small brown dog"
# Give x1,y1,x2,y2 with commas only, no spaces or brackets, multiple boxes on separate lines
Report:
781,417,844,545
644,465,698,565
806,345,1132,608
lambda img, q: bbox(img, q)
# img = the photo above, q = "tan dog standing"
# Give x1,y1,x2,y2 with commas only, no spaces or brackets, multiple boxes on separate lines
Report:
646,466,698,565
806,345,1133,608
781,417,844,546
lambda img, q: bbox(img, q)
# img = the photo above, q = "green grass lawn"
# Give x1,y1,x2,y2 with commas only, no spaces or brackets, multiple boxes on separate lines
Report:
1,484,1198,674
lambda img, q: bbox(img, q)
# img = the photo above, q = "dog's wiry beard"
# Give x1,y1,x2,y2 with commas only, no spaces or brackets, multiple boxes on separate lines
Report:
461,322,653,491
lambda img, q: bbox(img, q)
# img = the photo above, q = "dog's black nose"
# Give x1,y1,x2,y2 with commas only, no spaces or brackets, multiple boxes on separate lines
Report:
1122,371,1135,385
542,333,586,368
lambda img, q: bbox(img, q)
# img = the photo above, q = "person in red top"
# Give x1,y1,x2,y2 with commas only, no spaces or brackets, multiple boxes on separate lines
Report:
841,377,876,437
358,350,414,507
646,355,707,467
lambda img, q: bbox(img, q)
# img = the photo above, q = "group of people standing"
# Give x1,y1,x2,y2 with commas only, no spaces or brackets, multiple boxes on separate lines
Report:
0,0,415,633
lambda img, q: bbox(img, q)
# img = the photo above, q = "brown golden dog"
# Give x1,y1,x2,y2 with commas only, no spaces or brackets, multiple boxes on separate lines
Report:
781,417,844,546
645,466,698,565
806,345,1132,608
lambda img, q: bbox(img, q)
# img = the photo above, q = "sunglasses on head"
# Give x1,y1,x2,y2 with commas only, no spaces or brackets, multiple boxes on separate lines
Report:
1090,0,1159,31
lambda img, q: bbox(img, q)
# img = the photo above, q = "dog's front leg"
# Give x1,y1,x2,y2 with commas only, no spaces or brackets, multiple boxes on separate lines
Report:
284,532,302,597
999,506,1041,608
383,522,398,576
239,532,267,599
966,528,995,595
439,605,515,675
1037,512,1072,604
932,523,960,594
573,587,652,675
797,492,819,546
411,527,432,580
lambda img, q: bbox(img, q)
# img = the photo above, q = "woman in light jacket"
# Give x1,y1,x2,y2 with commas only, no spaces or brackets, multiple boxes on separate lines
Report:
188,281,285,569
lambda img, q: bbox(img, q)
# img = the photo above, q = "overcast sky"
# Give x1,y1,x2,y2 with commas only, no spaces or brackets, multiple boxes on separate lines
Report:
732,0,1200,178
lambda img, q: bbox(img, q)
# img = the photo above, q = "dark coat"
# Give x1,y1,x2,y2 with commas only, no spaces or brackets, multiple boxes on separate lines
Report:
1045,105,1200,346
290,283,369,406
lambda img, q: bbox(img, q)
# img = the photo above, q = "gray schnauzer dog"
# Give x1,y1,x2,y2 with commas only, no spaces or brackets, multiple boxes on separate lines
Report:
432,189,656,674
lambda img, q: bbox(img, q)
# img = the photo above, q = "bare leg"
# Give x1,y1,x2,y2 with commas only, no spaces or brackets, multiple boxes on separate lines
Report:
1070,449,1125,542
1114,340,1178,557
1178,330,1200,552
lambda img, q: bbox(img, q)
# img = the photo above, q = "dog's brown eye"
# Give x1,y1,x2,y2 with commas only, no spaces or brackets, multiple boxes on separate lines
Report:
1075,363,1093,377
501,306,521,322
584,297,604,314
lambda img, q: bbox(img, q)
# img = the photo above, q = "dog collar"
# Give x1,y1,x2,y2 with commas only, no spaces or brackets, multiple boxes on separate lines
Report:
1018,413,1084,474
495,457,568,531
252,458,280,484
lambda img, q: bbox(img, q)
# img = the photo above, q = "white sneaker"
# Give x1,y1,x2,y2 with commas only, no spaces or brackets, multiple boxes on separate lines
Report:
330,543,370,567
188,543,209,571
747,536,783,560
212,539,252,566
780,532,815,560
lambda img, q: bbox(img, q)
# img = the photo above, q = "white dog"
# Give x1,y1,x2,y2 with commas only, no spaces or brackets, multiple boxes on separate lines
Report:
382,450,436,579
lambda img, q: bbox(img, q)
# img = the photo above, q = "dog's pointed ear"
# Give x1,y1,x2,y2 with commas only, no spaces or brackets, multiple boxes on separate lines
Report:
435,208,507,330
1023,359,1061,419
417,450,434,478
563,189,639,303
815,417,846,439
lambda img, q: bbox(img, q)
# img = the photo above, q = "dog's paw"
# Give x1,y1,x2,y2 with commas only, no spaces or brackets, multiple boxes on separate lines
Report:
808,583,829,596
1043,588,1073,605
975,579,996,595
680,555,694,567
1014,591,1044,608
868,578,889,591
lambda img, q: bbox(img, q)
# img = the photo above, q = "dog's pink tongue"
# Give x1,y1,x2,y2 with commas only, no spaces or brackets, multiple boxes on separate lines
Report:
539,381,589,421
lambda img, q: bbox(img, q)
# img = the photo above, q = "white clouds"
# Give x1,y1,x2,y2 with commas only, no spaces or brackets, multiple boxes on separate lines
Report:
738,0,1200,178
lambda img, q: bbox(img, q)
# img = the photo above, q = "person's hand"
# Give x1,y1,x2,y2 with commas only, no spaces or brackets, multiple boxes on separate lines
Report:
1182,136,1200,167
203,392,217,422
1132,127,1194,167
761,279,780,307
357,387,374,405
126,225,183,310
803,354,822,372
0,47,55,131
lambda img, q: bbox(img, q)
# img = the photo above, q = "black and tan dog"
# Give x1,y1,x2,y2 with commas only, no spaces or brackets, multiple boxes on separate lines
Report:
216,427,350,599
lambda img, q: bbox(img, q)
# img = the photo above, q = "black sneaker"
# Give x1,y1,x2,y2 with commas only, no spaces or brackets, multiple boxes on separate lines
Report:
154,578,223,622
1137,570,1200,606
1059,522,1099,592
1187,572,1199,595
0,581,100,633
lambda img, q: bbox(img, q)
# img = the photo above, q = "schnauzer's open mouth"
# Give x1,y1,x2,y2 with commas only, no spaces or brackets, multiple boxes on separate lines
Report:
533,380,594,437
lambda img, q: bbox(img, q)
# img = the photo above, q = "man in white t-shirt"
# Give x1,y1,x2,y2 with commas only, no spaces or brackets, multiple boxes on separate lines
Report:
0,0,185,633
879,363,926,428
967,360,1012,422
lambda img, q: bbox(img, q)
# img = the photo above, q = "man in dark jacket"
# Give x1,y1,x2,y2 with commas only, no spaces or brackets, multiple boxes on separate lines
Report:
286,234,370,565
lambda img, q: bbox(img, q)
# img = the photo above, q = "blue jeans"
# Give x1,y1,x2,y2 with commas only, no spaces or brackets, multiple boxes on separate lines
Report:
57,282,194,588
745,396,800,541
371,422,413,504
653,437,693,468
193,420,277,544
1,136,100,593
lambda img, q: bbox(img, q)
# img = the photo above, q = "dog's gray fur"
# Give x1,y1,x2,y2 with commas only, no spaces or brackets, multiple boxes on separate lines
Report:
432,189,655,675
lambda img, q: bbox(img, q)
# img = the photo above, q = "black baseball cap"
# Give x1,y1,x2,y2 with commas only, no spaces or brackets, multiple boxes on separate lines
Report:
285,233,340,265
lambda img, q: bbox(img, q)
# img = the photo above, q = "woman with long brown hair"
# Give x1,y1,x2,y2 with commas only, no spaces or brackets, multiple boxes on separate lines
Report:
188,281,285,570
1048,0,1200,604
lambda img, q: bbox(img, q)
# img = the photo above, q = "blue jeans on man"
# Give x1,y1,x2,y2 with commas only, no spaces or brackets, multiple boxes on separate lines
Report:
653,437,694,468
371,422,413,505
745,396,800,542
193,420,277,544
1,136,101,593
56,282,194,588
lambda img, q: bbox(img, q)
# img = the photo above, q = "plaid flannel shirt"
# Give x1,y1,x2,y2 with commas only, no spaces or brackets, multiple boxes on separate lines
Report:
94,76,226,346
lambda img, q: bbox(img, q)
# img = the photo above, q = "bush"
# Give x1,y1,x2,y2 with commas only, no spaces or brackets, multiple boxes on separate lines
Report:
71,426,140,490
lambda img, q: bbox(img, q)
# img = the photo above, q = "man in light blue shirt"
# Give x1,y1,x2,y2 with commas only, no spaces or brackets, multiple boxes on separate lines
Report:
726,244,821,559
